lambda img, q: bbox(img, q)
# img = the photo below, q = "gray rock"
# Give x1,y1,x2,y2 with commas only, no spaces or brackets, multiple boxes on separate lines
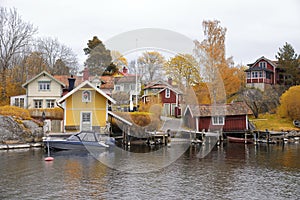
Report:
0,115,43,144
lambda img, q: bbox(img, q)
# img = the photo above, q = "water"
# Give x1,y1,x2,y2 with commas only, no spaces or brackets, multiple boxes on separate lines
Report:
0,143,299,200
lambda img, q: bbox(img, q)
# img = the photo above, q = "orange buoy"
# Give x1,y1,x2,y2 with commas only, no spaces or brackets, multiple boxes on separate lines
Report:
44,157,54,161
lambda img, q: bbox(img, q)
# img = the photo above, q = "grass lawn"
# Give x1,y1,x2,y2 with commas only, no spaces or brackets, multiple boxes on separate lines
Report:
250,113,300,132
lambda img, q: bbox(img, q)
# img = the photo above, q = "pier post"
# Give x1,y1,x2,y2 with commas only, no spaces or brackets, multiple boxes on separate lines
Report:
202,129,205,145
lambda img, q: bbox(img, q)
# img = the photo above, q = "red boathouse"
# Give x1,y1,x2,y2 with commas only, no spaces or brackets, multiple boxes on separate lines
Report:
183,102,253,133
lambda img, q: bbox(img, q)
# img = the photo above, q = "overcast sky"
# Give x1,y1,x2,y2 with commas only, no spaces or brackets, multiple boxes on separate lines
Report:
2,0,300,67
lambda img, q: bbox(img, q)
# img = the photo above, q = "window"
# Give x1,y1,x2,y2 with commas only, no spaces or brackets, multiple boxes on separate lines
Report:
38,81,51,91
130,84,136,90
115,85,121,91
252,71,258,78
247,72,251,79
124,84,130,91
259,62,267,69
15,98,25,107
82,113,91,122
165,88,170,98
259,71,263,78
212,116,225,125
34,100,43,108
82,90,91,102
46,99,55,108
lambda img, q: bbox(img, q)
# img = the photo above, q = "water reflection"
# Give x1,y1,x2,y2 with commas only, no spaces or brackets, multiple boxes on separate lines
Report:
0,143,299,199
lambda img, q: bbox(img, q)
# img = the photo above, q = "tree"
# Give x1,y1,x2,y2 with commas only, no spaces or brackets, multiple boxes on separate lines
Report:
84,36,112,76
0,7,37,104
111,50,128,70
194,20,243,104
276,42,300,86
35,37,78,75
278,85,300,120
19,51,48,79
53,59,70,75
164,54,200,88
137,51,165,83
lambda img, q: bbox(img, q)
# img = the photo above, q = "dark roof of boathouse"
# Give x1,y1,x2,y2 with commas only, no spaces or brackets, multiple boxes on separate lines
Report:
185,102,252,118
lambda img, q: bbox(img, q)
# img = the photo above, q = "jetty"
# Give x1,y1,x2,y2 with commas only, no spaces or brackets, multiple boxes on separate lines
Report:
0,142,43,150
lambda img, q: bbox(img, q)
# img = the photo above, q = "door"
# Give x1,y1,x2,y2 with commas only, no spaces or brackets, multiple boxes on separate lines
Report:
81,112,92,131
163,103,170,116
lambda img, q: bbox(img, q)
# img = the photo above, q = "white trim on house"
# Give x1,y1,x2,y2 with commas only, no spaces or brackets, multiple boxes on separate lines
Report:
57,80,116,105
22,70,65,88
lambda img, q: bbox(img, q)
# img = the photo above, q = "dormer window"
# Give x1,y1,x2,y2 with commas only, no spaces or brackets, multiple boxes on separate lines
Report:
165,88,170,98
259,61,267,69
82,90,91,102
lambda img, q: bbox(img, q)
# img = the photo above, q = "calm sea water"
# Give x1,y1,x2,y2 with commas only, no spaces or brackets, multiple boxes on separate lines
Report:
0,143,299,200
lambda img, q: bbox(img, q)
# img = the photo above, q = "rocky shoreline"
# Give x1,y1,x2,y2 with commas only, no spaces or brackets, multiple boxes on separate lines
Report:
0,115,44,148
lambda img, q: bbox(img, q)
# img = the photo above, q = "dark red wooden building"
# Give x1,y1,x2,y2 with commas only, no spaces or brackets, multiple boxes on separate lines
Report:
244,56,280,91
183,102,252,132
142,79,182,117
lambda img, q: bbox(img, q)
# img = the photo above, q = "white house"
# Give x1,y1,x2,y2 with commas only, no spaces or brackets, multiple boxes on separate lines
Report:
22,71,66,109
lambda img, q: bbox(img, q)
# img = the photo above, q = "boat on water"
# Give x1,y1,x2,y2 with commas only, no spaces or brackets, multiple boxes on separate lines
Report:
293,120,300,128
43,131,115,151
227,136,253,144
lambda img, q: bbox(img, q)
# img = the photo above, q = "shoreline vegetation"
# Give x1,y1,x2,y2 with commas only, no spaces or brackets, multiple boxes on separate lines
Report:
250,113,300,132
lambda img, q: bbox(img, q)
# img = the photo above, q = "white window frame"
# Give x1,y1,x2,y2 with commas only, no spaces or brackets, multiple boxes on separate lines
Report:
165,88,170,98
212,116,225,125
115,85,121,91
259,61,267,69
34,99,43,108
46,99,55,108
38,81,51,91
252,71,258,78
247,72,251,79
82,90,91,102
15,98,24,107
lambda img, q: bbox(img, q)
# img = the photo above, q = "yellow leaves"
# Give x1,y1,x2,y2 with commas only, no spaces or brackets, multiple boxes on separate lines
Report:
164,54,200,87
0,105,31,120
194,20,244,103
278,85,300,120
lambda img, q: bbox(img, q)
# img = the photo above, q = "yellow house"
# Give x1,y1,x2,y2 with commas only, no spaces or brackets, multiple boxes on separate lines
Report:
57,80,116,133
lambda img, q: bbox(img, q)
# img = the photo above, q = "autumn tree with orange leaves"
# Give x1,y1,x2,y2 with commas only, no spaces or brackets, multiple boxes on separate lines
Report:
194,20,244,104
278,85,300,120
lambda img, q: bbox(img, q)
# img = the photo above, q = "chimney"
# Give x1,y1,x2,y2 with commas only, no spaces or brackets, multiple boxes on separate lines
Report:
68,75,76,92
122,66,128,74
83,67,89,81
167,77,173,85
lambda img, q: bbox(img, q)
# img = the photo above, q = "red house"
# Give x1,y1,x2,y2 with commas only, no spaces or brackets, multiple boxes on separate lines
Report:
183,102,252,133
245,56,279,91
142,79,182,117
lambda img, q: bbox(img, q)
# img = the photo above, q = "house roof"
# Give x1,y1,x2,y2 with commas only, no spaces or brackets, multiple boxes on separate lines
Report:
53,75,115,90
22,70,66,88
57,80,116,105
185,102,252,118
144,79,183,95
244,66,274,73
247,56,278,68
53,75,83,87
114,75,137,84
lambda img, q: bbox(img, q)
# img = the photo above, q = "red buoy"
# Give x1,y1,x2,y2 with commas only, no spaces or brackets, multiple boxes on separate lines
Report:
44,157,54,161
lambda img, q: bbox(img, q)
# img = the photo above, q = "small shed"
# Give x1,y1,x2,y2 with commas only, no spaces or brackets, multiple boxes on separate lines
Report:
183,102,252,132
